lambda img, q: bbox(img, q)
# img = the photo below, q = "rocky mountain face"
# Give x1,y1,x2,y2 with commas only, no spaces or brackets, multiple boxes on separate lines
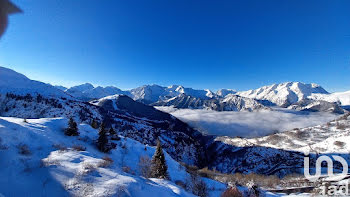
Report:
65,83,130,101
152,93,269,112
129,84,215,104
236,82,329,107
288,99,345,114
216,89,237,97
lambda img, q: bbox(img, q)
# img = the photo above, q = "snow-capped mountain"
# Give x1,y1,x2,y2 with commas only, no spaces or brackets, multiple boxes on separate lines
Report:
65,83,130,101
0,66,70,98
216,89,237,97
129,85,215,104
288,99,345,114
309,90,350,107
61,81,346,113
236,82,329,107
54,85,67,91
152,93,269,112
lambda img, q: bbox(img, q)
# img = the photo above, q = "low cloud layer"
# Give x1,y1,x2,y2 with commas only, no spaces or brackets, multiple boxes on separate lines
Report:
156,107,339,138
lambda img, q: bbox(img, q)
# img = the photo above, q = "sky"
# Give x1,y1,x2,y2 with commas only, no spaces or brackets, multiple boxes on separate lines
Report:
0,0,349,92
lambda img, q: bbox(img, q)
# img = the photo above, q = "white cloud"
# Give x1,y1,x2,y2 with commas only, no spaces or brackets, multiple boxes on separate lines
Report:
156,107,339,138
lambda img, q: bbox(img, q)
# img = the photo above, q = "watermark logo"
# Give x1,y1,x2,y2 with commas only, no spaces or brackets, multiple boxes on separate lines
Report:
304,153,348,182
304,153,349,196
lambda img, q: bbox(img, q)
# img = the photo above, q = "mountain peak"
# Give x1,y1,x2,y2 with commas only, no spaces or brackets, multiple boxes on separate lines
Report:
236,82,329,107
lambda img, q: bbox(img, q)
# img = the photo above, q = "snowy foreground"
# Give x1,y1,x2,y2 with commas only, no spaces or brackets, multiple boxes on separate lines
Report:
0,117,221,197
0,116,309,197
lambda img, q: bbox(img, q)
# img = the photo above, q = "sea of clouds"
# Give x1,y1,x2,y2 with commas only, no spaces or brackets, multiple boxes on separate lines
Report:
156,107,339,138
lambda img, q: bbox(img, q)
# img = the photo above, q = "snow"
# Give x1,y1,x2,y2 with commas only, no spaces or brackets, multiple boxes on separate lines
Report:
216,113,350,155
66,83,129,101
310,90,350,106
216,89,237,97
0,66,70,98
236,82,329,107
0,117,226,196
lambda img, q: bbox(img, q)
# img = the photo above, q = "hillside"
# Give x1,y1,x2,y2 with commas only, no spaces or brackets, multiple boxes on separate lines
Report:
0,117,226,196
0,66,70,98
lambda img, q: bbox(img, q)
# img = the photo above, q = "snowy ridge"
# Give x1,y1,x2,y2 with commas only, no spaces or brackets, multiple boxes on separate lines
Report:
65,83,130,101
236,82,329,107
152,93,269,112
216,89,237,97
309,90,350,106
0,66,70,98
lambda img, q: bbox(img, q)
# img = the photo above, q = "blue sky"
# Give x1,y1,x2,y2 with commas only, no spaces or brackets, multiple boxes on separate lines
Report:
0,0,349,92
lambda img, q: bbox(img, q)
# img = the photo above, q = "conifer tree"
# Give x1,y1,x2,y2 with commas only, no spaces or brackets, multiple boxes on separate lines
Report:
109,127,120,141
65,117,79,136
97,122,110,152
151,139,169,179
91,119,99,129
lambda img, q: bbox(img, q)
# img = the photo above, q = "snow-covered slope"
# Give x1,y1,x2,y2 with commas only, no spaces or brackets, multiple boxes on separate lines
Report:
0,117,226,196
216,113,350,154
309,90,350,106
153,93,269,112
209,113,350,178
130,85,215,104
288,99,345,114
0,66,70,98
65,83,129,101
236,82,329,107
216,89,237,97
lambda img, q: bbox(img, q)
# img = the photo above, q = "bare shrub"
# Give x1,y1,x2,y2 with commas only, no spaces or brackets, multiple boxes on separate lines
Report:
72,144,86,151
98,156,113,168
198,167,217,178
175,180,187,189
185,174,208,197
220,173,280,189
294,129,309,139
52,144,67,152
336,123,347,130
138,155,152,178
122,166,131,174
266,134,284,144
81,163,97,175
334,141,346,148
17,144,31,155
221,186,243,197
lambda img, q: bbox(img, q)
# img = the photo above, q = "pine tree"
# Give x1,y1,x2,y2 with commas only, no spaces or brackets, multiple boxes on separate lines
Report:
97,122,110,152
109,127,120,141
151,139,169,179
65,117,79,136
91,119,99,129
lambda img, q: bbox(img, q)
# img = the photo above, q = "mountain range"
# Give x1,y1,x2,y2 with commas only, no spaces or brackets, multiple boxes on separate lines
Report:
58,77,348,114
0,66,348,114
